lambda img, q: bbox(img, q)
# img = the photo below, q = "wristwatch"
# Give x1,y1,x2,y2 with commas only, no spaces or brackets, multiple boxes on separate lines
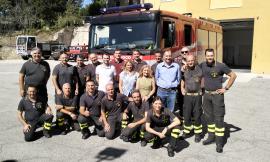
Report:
225,87,229,90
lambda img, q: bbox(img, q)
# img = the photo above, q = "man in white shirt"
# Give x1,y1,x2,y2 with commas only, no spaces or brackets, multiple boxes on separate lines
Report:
96,54,116,92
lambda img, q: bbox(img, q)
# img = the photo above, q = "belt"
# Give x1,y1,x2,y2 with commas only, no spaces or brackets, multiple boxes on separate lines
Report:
158,87,177,91
205,90,219,95
186,92,202,96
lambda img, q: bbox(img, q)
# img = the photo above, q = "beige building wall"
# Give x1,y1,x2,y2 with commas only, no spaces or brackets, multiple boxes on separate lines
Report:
146,0,270,74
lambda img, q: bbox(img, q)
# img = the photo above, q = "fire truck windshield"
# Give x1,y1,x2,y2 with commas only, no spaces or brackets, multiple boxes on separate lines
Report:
90,21,156,52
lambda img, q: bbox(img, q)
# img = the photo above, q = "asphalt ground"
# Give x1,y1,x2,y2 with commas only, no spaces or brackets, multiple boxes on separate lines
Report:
0,59,270,162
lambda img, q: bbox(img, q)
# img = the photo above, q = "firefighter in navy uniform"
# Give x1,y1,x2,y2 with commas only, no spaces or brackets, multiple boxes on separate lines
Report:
78,80,106,139
145,97,181,157
55,83,79,135
17,85,53,141
120,90,149,146
101,83,130,140
200,48,237,153
180,54,203,142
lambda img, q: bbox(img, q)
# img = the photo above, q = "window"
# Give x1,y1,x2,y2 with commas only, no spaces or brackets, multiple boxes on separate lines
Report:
162,21,175,48
184,25,192,46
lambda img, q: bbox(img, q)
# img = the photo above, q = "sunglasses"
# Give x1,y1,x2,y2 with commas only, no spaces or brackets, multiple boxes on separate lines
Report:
181,51,188,54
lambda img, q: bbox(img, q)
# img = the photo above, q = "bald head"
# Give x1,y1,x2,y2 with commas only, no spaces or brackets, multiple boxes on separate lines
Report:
106,82,114,97
186,54,195,68
89,53,98,63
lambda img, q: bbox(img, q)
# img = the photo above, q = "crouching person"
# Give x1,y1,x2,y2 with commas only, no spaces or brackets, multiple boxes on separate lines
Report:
120,90,149,146
78,80,105,139
55,83,79,135
145,96,181,157
17,85,53,141
101,83,129,140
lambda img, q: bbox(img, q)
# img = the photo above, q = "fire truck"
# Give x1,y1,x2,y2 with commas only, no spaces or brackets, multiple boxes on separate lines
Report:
66,44,88,61
88,3,223,64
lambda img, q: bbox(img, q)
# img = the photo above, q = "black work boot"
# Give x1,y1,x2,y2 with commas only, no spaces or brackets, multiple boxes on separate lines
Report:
203,133,215,145
216,136,224,153
195,134,202,143
60,125,68,135
182,132,188,138
81,128,90,139
43,129,51,138
140,139,147,147
167,145,175,157
151,140,161,149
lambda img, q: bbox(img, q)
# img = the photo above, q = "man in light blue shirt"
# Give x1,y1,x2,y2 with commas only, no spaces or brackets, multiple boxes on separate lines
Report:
155,50,181,112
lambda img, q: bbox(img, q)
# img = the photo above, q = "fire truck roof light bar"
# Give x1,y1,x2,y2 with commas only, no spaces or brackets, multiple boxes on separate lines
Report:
100,3,153,14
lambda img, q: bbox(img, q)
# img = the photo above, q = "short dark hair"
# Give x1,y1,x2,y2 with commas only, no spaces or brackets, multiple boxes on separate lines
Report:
27,85,37,90
154,49,161,54
114,48,121,52
86,80,95,85
75,55,84,61
102,54,110,58
131,89,141,96
132,49,141,54
162,49,172,56
205,48,215,55
152,96,163,104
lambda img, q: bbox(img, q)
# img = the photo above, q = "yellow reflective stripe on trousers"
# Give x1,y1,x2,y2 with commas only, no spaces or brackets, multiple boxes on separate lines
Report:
172,129,181,133
57,118,64,122
194,125,202,134
57,118,64,126
43,122,52,130
215,127,225,132
79,123,88,129
184,125,192,133
215,127,225,136
171,129,180,138
207,124,215,132
140,131,144,138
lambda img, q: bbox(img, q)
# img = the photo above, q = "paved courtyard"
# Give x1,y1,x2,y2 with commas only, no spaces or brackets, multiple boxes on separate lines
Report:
0,60,270,162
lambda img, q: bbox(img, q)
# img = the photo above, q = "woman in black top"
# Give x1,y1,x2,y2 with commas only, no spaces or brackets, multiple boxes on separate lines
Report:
145,96,181,157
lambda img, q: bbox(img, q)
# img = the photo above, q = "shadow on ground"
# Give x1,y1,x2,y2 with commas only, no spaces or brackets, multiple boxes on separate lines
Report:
95,147,127,162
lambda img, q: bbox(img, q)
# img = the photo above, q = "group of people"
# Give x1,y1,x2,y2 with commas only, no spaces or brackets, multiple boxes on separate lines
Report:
17,46,236,157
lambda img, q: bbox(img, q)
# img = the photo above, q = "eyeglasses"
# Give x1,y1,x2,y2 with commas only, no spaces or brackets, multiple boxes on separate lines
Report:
181,51,188,54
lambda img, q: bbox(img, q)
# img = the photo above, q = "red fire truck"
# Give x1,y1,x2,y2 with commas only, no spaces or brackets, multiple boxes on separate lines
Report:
88,3,223,64
66,45,88,61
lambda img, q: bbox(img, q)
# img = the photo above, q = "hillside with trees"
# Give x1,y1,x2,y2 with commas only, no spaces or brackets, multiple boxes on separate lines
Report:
0,0,106,35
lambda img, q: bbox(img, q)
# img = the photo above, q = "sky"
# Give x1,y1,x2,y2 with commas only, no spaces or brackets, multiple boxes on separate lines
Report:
82,0,92,7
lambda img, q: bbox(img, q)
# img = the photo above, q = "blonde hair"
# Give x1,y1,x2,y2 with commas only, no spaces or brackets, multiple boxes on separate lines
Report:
138,65,153,78
123,60,134,71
